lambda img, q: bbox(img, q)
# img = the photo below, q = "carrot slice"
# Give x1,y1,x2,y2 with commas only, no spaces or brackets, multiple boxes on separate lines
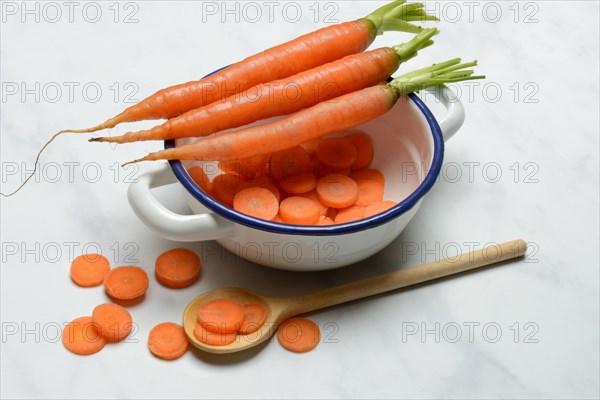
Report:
239,303,268,335
364,200,397,217
272,214,284,223
238,176,281,202
92,303,133,343
188,166,213,194
325,207,338,221
297,190,329,216
194,322,237,346
218,153,269,181
318,163,352,178
316,215,335,226
212,173,244,207
279,196,321,225
335,205,366,224
269,146,311,181
279,173,317,195
350,169,385,187
155,248,201,289
70,253,110,287
316,174,358,209
355,179,384,206
197,299,245,333
316,137,358,170
62,316,106,355
148,322,189,360
233,187,279,221
277,317,320,353
299,138,321,155
104,266,149,301
345,132,374,170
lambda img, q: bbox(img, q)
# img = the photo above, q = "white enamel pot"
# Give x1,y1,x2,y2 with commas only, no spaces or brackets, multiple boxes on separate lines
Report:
128,85,464,271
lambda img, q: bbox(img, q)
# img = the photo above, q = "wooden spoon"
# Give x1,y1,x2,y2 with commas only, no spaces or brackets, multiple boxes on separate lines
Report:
183,239,527,354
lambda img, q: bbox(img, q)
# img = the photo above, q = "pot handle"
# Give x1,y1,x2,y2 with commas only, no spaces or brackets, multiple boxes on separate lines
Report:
423,85,465,142
128,165,234,242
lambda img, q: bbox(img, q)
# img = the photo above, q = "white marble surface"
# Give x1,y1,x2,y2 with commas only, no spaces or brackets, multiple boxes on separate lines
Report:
1,1,598,398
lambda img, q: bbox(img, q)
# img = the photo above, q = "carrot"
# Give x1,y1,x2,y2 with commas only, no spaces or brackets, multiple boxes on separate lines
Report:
70,253,111,287
316,137,359,170
345,132,375,170
239,303,268,335
92,303,133,343
148,322,189,360
269,146,312,181
155,248,201,289
62,316,106,355
279,196,321,225
3,1,436,197
197,299,245,334
279,173,317,195
364,200,398,217
93,28,438,144
218,153,270,181
326,207,338,221
238,176,281,202
126,59,483,165
317,215,335,226
297,190,329,216
188,166,213,194
211,173,244,207
104,266,149,301
350,169,386,187
233,187,279,221
277,317,320,353
318,164,352,178
335,205,366,224
316,174,359,209
299,138,321,155
355,179,385,206
194,322,237,346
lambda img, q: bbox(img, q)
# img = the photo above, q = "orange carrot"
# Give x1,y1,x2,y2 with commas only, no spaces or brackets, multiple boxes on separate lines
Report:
298,190,329,216
326,207,338,221
211,173,244,207
104,266,149,301
364,200,398,217
148,322,189,360
194,322,237,346
316,137,359,170
279,197,321,225
335,205,366,224
269,146,311,181
345,132,375,170
239,303,268,335
350,169,386,187
316,174,359,209
197,299,245,334
188,166,213,194
238,176,281,202
318,164,352,178
317,215,336,226
279,173,317,195
299,138,322,155
155,248,201,289
355,179,385,206
92,303,133,343
70,253,111,287
233,187,279,221
218,153,270,181
277,317,320,353
62,316,106,355
93,29,437,144
126,59,482,165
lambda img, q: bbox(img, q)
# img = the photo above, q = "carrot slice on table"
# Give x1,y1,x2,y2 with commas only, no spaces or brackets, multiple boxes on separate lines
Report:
316,174,359,209
345,132,374,170
279,173,317,195
212,173,244,207
70,253,110,287
350,169,385,187
197,298,245,333
104,266,149,301
92,303,133,342
279,196,321,225
364,200,398,217
233,187,279,221
148,322,189,360
277,317,320,353
335,205,366,224
62,316,106,355
155,248,201,289
194,322,237,346
297,190,329,216
355,179,384,206
316,137,358,170
188,166,213,194
239,303,268,335
269,146,311,181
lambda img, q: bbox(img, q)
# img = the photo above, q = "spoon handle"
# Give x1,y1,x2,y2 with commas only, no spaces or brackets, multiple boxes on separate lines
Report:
285,239,527,316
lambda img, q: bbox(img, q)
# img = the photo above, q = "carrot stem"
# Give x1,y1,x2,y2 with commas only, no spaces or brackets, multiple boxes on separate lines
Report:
365,1,437,34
